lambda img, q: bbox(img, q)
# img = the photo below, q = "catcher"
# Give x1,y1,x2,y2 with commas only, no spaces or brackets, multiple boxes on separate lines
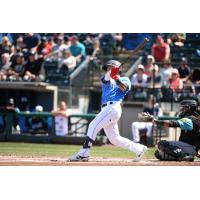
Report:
138,99,200,161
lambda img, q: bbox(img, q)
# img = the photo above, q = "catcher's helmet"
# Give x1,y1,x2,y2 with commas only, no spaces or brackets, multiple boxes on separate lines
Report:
102,60,121,71
179,99,198,117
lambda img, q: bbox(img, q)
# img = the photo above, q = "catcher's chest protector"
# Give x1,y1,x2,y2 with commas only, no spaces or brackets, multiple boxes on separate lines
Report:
157,140,196,161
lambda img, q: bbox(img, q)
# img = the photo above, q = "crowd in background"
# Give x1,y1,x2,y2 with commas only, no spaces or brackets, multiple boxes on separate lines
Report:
0,33,89,81
129,34,200,102
0,33,124,82
1,33,200,101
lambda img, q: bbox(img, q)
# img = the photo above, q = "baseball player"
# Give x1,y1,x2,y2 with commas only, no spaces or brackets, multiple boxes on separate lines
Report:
139,99,200,161
69,60,148,162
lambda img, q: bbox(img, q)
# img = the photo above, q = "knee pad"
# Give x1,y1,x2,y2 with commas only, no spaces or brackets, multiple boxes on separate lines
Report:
154,149,179,161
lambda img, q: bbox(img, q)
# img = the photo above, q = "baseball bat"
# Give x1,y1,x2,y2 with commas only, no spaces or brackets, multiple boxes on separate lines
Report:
119,37,150,67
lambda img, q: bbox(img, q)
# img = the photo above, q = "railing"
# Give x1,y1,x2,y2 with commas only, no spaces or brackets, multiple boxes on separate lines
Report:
70,57,90,85
0,111,100,144
0,110,181,144
154,116,179,144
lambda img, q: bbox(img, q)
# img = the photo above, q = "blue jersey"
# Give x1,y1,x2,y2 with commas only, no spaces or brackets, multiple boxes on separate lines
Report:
101,76,131,105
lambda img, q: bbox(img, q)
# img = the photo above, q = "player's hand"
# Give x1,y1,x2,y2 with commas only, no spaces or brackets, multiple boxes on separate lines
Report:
138,112,154,122
112,75,120,80
110,66,120,79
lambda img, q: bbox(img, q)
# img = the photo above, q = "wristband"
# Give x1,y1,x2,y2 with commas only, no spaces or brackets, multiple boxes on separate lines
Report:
115,78,122,85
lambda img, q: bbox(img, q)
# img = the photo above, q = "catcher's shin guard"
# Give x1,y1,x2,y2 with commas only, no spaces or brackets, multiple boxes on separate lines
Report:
156,140,195,161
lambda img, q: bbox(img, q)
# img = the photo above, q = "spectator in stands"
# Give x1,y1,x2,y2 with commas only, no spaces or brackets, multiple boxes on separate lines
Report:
88,39,103,70
24,33,41,51
99,33,116,56
187,68,200,84
178,57,191,83
47,36,55,49
113,33,123,52
144,55,155,76
131,64,148,100
131,95,163,145
58,49,76,72
64,35,71,48
52,35,68,53
70,35,86,63
167,33,186,47
151,35,170,63
15,36,25,53
146,64,163,88
132,64,148,86
0,36,15,57
37,36,52,56
146,64,163,100
27,105,48,135
90,40,102,62
51,101,69,136
167,68,183,92
5,98,20,134
0,53,12,80
160,59,173,85
23,50,45,81
7,52,25,81
83,35,94,55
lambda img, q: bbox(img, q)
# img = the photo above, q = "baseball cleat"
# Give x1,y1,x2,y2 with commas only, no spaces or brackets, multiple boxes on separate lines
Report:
68,148,90,162
68,153,89,162
133,146,148,162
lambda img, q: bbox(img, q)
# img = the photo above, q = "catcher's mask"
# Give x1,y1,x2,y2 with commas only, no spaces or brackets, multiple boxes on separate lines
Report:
178,99,198,118
102,60,122,71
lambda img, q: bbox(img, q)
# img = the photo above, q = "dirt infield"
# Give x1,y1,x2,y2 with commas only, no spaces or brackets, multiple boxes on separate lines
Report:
0,155,200,166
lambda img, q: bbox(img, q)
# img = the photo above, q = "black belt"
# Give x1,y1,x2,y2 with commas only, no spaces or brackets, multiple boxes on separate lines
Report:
102,102,113,108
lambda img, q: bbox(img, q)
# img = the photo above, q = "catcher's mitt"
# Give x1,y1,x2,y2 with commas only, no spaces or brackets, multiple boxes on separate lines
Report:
138,112,155,122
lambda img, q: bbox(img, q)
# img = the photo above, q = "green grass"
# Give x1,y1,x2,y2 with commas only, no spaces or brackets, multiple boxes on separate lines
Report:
0,142,156,159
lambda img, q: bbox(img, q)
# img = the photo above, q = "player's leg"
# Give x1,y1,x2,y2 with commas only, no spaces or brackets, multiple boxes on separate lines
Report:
131,122,149,142
68,105,119,161
145,122,153,138
104,122,147,161
145,122,153,145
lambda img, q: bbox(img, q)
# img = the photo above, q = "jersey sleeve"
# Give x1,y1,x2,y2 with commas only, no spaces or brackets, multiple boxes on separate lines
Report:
177,117,193,131
120,78,131,91
101,76,110,84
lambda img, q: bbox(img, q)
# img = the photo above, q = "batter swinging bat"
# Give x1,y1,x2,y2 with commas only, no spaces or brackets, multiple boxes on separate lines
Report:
119,37,150,68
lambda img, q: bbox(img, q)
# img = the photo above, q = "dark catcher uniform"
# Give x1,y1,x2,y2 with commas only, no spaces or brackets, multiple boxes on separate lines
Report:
155,100,200,161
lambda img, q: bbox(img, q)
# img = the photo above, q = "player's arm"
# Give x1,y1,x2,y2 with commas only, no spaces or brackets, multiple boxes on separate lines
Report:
51,110,68,118
110,66,128,91
115,77,128,91
154,117,193,131
101,71,111,84
154,120,180,128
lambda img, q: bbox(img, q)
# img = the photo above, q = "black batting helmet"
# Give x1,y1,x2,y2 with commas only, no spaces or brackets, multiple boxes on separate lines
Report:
179,99,198,117
102,60,121,71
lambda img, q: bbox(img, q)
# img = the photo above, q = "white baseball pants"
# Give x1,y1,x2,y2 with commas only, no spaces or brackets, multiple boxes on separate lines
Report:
86,102,145,153
131,122,153,142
